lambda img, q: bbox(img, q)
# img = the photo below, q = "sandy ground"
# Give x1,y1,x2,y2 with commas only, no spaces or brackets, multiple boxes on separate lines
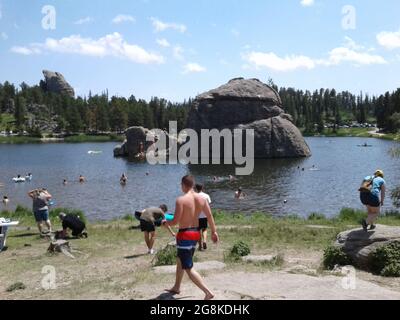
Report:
1,222,400,300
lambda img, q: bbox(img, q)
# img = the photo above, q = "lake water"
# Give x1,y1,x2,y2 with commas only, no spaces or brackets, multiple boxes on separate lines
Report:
0,137,399,221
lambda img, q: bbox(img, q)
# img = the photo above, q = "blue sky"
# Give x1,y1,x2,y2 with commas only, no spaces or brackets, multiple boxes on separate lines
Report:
1,0,400,101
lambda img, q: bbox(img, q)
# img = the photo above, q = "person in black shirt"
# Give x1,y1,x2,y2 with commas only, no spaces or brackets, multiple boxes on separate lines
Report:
57,212,87,239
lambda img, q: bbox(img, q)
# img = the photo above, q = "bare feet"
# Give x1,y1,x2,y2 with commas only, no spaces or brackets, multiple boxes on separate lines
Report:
165,288,181,295
204,292,215,300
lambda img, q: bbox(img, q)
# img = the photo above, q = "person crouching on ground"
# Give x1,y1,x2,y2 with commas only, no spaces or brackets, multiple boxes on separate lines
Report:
57,212,88,239
360,170,386,231
163,175,219,300
28,188,52,235
138,205,175,254
194,183,211,251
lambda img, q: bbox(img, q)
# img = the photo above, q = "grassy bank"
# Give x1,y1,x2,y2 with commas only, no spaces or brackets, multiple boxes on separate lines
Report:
0,134,125,144
1,207,400,299
303,127,400,141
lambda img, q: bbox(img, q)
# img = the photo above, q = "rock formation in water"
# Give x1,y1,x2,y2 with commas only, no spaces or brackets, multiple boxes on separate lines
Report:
186,78,311,158
114,126,181,159
114,126,152,158
40,70,75,97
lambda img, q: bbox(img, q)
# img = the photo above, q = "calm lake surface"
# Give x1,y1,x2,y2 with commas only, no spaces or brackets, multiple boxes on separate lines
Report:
0,137,399,221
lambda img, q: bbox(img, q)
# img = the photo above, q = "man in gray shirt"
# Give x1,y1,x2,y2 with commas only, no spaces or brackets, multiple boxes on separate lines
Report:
28,188,52,235
138,205,175,254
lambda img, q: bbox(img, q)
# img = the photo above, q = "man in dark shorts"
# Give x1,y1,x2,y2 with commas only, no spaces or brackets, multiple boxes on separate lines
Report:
138,205,175,254
194,184,212,251
58,212,87,239
163,175,219,300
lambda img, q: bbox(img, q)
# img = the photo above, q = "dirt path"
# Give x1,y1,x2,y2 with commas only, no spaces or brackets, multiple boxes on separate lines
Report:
133,271,400,300
368,128,386,137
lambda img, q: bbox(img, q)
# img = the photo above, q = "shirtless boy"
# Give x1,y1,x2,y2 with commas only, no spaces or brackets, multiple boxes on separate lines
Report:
163,175,219,300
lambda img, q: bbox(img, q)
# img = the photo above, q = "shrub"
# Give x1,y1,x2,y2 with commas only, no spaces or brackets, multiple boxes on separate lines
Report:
308,213,326,221
323,246,352,270
230,241,251,257
370,241,400,277
6,282,26,292
153,245,177,266
338,208,365,223
122,214,135,221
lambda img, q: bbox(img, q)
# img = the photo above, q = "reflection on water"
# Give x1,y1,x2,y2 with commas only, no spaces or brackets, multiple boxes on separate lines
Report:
0,137,399,220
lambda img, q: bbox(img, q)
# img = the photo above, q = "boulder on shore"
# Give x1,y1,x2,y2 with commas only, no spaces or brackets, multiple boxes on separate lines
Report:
186,78,311,158
335,225,400,269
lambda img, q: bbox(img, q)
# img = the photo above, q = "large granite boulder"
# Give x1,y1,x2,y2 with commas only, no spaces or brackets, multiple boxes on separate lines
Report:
114,126,182,160
41,70,75,97
336,225,400,269
186,78,311,158
114,127,152,159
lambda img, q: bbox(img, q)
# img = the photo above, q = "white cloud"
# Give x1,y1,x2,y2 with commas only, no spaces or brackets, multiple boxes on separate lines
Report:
243,38,386,72
244,52,316,72
156,38,170,48
11,32,164,64
74,17,94,25
1,32,7,40
112,14,135,24
11,46,41,55
183,63,206,74
300,0,315,7
377,29,400,50
322,46,386,66
151,17,186,33
173,45,184,60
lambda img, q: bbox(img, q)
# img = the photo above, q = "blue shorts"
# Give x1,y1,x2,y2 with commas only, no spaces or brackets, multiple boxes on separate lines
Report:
176,228,201,270
34,209,49,222
360,192,380,208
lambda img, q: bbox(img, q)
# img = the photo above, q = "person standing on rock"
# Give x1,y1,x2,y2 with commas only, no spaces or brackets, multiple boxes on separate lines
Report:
163,175,219,300
360,170,386,231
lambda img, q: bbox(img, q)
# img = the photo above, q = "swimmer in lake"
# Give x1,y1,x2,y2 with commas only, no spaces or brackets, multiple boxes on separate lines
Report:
79,175,86,183
235,188,246,199
2,196,9,207
120,173,128,185
63,179,68,185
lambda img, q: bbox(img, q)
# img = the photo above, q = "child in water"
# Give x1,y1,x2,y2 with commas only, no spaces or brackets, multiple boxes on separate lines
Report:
235,188,246,199
2,196,9,206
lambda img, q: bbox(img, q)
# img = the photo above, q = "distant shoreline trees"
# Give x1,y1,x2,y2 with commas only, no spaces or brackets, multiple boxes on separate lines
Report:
1,80,400,135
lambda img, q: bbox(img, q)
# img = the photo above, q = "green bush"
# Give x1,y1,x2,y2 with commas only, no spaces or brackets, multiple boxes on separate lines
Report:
230,241,251,257
153,245,177,266
122,214,135,221
323,246,352,270
370,241,400,277
6,282,26,292
338,208,365,223
308,213,326,221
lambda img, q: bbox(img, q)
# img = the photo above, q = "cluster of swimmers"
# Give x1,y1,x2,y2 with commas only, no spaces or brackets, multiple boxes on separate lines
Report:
12,173,32,183
62,175,86,185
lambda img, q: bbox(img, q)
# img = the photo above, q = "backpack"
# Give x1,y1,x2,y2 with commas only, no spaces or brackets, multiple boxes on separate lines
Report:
359,177,374,193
